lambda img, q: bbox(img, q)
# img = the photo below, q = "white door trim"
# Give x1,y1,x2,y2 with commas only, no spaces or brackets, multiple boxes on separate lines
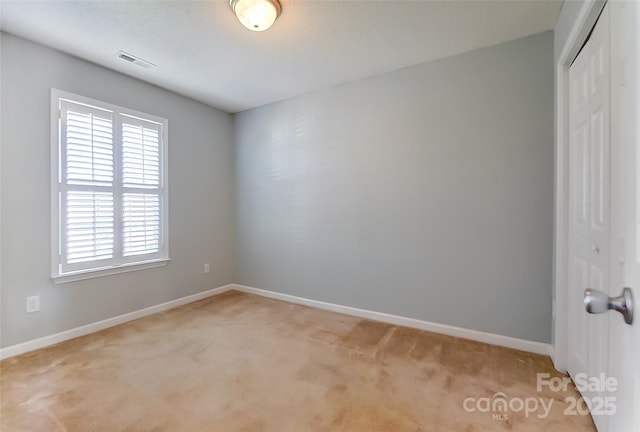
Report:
553,0,607,372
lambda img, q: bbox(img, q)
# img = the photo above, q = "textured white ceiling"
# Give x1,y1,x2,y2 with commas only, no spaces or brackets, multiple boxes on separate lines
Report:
0,0,561,113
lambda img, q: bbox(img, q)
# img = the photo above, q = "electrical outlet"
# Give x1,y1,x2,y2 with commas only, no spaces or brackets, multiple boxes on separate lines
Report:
26,295,40,313
204,263,210,274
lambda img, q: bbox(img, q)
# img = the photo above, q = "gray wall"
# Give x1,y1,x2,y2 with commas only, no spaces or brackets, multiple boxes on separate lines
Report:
1,29,555,348
235,31,554,343
0,33,235,347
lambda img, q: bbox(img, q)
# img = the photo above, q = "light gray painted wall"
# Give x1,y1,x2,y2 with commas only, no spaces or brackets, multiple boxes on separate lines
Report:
235,31,554,343
0,33,235,347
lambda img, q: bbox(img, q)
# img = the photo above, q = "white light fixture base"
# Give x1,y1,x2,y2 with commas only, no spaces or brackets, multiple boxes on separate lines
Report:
229,0,282,32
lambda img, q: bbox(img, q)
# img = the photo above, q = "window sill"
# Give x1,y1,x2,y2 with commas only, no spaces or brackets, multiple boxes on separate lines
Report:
52,258,170,284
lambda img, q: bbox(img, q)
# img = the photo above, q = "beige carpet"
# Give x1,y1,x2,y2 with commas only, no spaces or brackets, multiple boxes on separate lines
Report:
1,291,594,431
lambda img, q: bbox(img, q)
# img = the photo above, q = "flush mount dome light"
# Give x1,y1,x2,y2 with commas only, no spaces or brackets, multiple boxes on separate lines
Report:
230,0,281,32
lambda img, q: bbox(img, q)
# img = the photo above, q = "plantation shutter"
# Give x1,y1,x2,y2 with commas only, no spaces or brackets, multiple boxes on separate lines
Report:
60,101,115,267
53,90,168,280
121,116,162,257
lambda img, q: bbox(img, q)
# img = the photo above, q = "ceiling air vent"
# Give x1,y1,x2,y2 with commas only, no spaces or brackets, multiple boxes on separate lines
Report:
116,50,156,69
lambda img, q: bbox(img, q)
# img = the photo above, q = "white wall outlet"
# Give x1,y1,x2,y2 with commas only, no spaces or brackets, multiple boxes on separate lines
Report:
26,295,40,313
204,263,210,274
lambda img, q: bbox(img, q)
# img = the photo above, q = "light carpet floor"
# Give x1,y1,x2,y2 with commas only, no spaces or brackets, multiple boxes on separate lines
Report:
1,290,595,431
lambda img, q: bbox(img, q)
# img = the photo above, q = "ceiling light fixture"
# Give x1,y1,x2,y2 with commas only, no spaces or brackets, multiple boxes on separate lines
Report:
229,0,281,32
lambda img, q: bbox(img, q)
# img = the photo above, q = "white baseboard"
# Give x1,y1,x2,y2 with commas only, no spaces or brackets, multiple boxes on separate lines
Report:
232,284,552,356
1,283,551,360
0,284,234,360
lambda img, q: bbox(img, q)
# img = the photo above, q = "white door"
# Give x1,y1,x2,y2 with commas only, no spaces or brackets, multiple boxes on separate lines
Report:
568,4,611,431
608,1,640,431
568,2,640,431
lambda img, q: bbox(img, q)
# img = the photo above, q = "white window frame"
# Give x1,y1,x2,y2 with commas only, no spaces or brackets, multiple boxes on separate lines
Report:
51,89,169,283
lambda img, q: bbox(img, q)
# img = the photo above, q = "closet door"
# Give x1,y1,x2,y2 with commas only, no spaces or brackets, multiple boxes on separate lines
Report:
567,3,610,431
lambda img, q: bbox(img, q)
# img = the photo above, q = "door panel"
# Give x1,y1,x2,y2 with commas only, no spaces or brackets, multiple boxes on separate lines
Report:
569,38,591,382
568,4,610,431
567,2,640,431
608,1,640,430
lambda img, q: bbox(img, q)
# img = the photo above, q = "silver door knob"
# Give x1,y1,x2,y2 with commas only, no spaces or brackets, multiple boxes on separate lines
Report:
584,287,634,325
